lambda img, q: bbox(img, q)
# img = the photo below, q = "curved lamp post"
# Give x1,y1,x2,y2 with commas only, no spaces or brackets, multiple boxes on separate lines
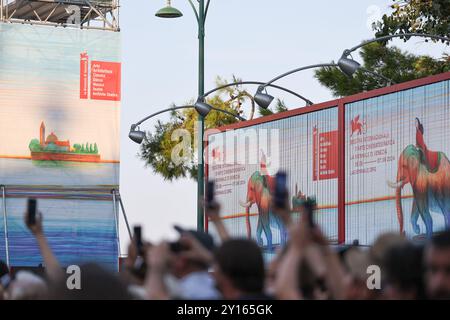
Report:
129,105,244,145
254,33,450,110
194,80,315,114
254,63,395,109
338,32,450,78
155,0,211,231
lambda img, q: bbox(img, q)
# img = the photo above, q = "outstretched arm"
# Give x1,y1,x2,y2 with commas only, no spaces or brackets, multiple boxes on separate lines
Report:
25,212,64,283
310,228,348,300
274,221,311,300
205,201,230,242
145,242,170,300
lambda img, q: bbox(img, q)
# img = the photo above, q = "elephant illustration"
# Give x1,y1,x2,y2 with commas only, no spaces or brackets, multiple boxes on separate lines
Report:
387,144,450,237
240,171,288,249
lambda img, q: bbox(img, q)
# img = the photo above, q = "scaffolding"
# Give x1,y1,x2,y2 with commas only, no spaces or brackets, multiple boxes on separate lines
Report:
0,0,119,31
0,185,131,269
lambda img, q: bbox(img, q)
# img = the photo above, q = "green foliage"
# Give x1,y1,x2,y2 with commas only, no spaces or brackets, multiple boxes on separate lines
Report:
315,42,450,97
258,99,288,117
374,0,450,41
139,76,290,181
140,99,240,181
73,144,82,153
73,142,98,154
44,143,63,152
316,1,450,97
29,139,42,152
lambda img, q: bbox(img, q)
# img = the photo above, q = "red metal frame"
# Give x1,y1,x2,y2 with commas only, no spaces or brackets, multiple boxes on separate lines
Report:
204,71,450,243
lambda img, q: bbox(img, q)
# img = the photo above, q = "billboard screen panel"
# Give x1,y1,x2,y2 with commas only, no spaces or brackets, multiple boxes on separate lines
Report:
207,107,339,258
345,80,450,244
0,23,121,268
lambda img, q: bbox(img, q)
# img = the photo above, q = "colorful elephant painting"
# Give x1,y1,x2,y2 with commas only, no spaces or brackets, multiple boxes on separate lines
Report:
239,171,288,249
388,144,450,237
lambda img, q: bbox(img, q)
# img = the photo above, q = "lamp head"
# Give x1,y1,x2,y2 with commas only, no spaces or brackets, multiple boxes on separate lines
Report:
254,87,274,109
129,125,146,144
155,0,183,18
338,56,361,78
194,100,212,117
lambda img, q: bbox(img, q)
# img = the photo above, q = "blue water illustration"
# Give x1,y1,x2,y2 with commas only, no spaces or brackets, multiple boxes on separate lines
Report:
0,198,119,269
0,158,119,186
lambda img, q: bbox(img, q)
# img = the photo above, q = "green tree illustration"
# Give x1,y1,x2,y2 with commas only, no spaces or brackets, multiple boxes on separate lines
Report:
73,144,82,153
29,139,41,152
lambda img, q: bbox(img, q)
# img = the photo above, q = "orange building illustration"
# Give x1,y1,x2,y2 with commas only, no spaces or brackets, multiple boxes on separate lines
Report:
30,122,100,163
40,122,71,151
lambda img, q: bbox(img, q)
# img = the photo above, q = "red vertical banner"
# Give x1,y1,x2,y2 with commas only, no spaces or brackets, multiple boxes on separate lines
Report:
80,52,89,99
313,127,338,181
90,61,121,101
313,126,318,181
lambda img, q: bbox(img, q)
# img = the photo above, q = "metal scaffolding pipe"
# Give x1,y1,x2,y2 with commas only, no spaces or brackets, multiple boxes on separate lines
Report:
1,185,10,268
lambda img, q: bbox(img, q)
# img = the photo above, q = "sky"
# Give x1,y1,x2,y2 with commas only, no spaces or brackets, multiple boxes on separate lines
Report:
118,0,449,251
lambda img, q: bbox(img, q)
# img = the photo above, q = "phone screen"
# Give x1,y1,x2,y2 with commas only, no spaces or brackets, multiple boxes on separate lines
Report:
206,181,215,204
27,198,37,225
133,226,143,254
274,171,287,208
305,197,317,228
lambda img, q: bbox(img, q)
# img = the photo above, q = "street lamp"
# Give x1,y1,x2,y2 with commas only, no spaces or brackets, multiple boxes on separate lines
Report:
253,34,450,109
129,104,244,145
196,80,314,113
337,32,450,77
155,0,183,18
253,63,395,109
339,32,450,63
155,0,211,231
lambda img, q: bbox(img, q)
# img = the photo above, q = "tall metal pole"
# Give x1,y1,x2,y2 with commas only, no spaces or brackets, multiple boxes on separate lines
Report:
1,186,10,268
111,189,121,263
196,0,205,232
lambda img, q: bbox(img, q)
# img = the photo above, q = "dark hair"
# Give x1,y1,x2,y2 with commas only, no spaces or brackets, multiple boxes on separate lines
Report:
298,259,327,300
430,230,450,249
384,243,426,299
49,263,132,300
0,260,9,278
215,239,265,294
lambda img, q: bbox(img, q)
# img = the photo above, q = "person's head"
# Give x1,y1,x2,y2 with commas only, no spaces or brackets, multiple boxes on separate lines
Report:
297,259,329,300
49,263,132,300
370,232,408,267
7,271,48,300
342,247,375,300
170,228,215,279
383,243,425,300
424,230,450,299
213,239,265,299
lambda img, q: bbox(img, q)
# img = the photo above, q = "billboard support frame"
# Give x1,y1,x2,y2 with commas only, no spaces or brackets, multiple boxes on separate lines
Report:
205,71,450,245
1,185,10,268
111,189,121,260
1,0,120,32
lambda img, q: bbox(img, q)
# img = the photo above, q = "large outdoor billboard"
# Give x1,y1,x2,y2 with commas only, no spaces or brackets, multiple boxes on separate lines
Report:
207,73,450,251
0,23,121,268
345,79,450,244
207,106,339,258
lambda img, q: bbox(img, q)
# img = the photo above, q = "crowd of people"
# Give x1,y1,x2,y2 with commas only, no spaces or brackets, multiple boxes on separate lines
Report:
0,195,450,300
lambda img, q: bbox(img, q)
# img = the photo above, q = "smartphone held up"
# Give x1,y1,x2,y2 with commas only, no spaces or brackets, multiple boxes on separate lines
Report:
274,171,288,210
27,198,37,226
